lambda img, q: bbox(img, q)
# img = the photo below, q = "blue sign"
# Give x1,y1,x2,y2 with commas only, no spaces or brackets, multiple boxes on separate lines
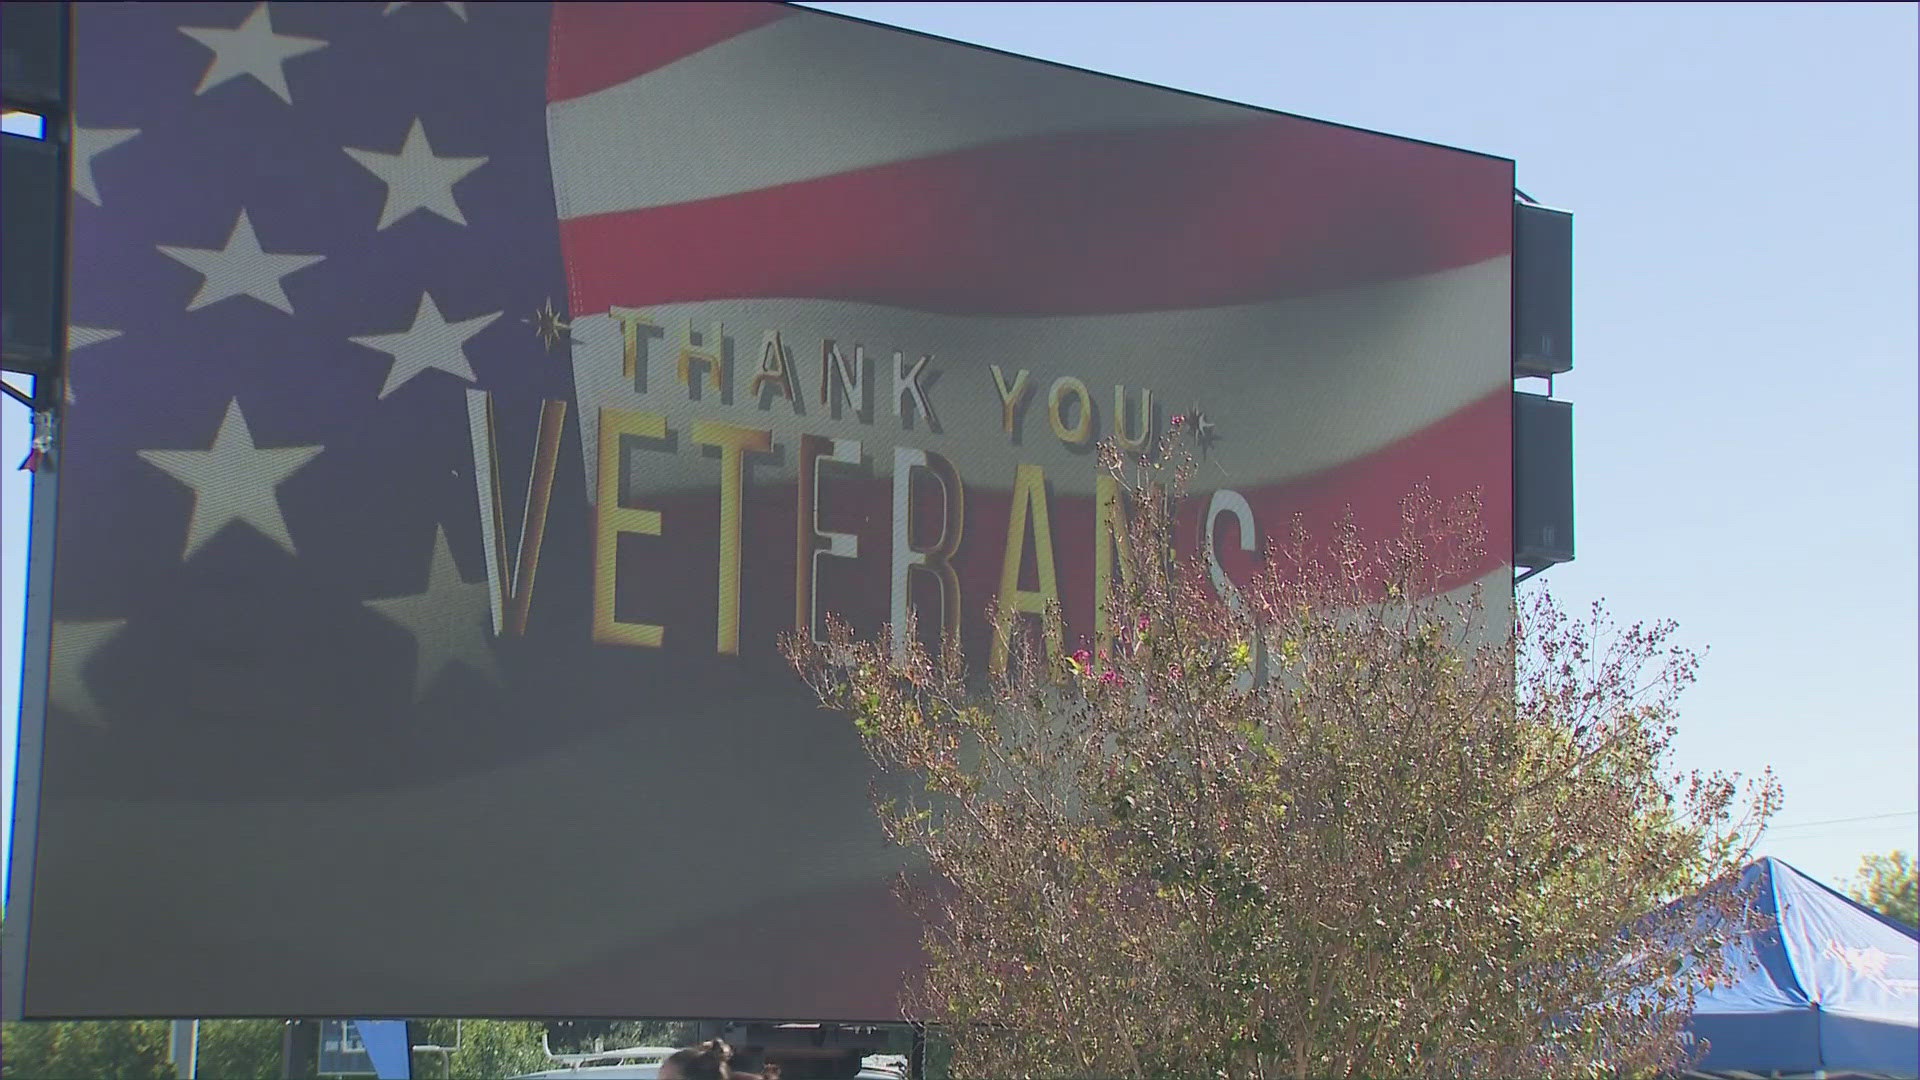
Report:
353,1020,413,1080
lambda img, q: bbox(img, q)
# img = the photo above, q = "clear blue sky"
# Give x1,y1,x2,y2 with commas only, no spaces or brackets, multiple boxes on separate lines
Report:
5,2,1915,894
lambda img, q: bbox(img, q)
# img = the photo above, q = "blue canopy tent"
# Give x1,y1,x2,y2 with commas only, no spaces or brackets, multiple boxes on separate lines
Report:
1683,857,1918,1079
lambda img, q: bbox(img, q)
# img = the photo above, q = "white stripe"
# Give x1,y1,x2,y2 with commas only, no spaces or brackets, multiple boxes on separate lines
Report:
32,570,1509,1002
567,257,1509,502
546,11,1250,220
38,715,906,996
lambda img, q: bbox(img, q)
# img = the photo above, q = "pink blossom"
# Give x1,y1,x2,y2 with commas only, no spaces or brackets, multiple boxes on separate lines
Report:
1136,614,1150,631
1170,415,1185,427
1099,668,1124,687
1070,648,1092,671
1166,664,1183,680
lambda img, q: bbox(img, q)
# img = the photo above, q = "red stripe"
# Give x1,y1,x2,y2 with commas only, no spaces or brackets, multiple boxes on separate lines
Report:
548,1,789,104
1170,388,1513,600
560,117,1511,317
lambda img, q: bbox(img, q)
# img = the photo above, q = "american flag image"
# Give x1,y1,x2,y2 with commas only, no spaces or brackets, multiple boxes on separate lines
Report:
21,1,1511,1021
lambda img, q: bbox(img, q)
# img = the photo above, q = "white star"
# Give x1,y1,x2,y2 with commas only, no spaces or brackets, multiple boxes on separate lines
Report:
364,526,497,699
383,1,468,20
156,209,325,315
49,619,128,726
138,399,324,560
70,325,122,351
64,325,124,405
179,3,326,105
344,118,488,229
71,125,139,206
349,292,501,398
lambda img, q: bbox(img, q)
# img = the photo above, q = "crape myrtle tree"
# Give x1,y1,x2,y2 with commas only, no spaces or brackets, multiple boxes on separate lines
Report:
785,424,1781,1080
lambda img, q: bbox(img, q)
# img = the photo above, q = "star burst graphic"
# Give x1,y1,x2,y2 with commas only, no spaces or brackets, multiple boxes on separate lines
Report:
1188,405,1219,455
527,297,572,353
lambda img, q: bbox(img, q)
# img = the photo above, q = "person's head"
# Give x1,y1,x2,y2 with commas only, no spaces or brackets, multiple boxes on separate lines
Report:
658,1039,733,1080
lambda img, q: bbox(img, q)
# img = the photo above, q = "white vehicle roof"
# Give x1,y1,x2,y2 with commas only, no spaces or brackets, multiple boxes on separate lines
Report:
513,1044,907,1080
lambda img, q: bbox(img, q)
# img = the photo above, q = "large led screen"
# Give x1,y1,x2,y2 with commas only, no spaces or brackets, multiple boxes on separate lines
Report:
8,1,1514,1020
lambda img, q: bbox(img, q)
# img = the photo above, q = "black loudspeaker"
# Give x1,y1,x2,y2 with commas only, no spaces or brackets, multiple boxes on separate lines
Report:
1,1,66,109
1514,391,1574,568
1514,200,1573,377
2,129,63,376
